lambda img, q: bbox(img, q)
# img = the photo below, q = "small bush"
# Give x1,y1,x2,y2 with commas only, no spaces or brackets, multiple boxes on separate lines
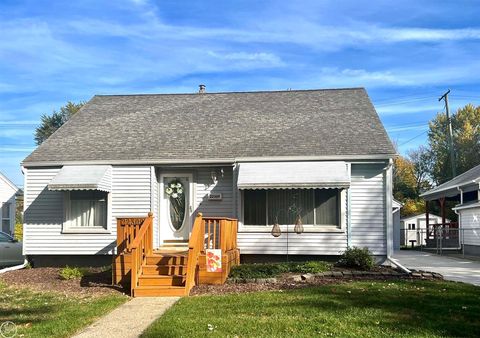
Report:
288,261,332,274
229,261,332,279
59,266,86,280
337,247,375,270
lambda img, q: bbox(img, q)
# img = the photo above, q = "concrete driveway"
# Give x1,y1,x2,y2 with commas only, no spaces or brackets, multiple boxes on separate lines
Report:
391,250,480,286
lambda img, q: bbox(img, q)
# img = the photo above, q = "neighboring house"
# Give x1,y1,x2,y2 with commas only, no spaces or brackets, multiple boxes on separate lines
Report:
21,87,396,267
400,213,447,247
392,199,402,251
421,164,480,255
0,172,20,235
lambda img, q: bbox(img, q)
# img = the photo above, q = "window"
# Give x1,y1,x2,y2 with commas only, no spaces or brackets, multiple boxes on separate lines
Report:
407,223,416,230
243,189,341,227
1,202,10,233
0,232,13,242
66,191,108,230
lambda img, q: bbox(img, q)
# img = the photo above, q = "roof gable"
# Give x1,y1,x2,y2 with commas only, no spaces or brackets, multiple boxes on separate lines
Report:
23,88,395,164
0,172,19,195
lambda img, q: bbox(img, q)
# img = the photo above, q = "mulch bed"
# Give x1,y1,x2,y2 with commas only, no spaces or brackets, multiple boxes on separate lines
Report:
191,267,441,296
0,267,126,298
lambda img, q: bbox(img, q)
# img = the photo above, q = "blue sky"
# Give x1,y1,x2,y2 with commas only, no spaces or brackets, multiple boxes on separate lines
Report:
1,0,480,187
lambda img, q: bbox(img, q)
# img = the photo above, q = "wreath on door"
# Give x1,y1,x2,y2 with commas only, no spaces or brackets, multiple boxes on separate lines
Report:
165,180,185,230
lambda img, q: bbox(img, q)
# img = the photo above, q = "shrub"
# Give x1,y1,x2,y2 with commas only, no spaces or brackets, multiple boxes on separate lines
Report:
337,247,375,270
288,261,332,274
229,261,332,279
59,266,86,280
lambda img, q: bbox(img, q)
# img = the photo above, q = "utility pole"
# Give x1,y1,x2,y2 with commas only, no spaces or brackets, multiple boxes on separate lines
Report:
438,89,456,178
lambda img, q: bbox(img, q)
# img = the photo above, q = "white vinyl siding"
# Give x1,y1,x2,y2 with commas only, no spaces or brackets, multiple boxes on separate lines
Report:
459,206,480,246
350,164,386,255
195,167,234,218
23,166,152,255
238,232,348,255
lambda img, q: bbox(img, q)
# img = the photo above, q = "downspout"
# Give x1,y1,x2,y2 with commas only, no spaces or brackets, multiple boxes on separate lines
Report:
347,163,352,248
0,259,29,274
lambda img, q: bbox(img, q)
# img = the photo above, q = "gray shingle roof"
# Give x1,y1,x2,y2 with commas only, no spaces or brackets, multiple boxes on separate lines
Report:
421,164,480,200
23,88,395,164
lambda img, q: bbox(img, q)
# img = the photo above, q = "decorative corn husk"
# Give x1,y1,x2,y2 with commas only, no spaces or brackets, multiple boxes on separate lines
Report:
294,215,304,234
271,222,281,237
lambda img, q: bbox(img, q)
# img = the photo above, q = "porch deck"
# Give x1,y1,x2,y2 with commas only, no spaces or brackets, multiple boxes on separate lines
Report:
113,213,240,297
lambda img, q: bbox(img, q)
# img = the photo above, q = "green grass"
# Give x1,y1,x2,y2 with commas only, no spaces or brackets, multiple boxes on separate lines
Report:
142,280,480,338
0,281,127,338
229,261,332,279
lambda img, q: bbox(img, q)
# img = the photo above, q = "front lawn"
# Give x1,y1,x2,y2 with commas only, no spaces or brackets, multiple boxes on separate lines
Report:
0,281,127,338
143,280,480,337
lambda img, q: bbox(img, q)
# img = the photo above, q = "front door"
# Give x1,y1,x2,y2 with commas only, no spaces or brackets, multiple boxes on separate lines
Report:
159,173,194,244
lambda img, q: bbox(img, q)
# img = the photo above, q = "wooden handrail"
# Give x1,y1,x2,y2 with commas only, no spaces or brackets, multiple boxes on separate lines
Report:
116,217,146,253
130,212,153,296
185,213,205,295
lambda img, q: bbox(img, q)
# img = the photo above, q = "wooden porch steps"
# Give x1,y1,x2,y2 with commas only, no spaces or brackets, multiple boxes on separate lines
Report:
115,213,240,297
131,252,189,296
133,285,186,297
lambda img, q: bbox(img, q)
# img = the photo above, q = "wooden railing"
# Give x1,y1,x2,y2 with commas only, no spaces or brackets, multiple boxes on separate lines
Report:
116,216,148,253
185,215,238,294
185,213,205,295
129,212,154,295
203,217,238,252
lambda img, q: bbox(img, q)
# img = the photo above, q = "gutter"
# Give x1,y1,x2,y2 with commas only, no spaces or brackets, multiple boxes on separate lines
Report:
21,154,396,168
0,259,29,274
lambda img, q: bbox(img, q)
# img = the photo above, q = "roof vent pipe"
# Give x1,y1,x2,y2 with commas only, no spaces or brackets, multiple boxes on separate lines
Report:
198,84,206,93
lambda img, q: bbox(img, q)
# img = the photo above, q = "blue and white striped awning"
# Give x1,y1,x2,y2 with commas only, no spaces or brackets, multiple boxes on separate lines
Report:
237,161,350,190
48,165,112,192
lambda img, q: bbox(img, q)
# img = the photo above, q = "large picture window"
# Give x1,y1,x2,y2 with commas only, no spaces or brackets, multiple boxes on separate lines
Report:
244,189,340,227
67,191,108,229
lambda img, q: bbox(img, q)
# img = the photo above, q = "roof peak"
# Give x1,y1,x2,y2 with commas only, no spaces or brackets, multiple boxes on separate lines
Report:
94,87,366,98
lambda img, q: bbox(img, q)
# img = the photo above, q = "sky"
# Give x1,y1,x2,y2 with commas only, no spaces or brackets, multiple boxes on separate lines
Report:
1,0,480,187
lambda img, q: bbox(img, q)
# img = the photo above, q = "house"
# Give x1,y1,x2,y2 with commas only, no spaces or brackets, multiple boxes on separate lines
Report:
21,87,396,295
392,199,402,251
400,213,447,247
421,164,480,255
0,172,20,235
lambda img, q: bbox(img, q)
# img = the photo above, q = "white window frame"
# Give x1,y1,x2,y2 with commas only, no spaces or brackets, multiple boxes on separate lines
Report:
239,189,346,233
62,191,111,234
1,202,12,234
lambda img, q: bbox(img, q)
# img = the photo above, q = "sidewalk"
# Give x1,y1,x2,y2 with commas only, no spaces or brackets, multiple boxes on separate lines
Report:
391,250,480,286
73,297,180,338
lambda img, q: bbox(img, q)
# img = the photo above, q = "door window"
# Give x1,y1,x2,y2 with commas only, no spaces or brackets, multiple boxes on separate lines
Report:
164,178,187,230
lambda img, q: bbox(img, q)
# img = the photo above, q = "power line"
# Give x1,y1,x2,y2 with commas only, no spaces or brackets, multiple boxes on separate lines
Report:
375,97,434,107
398,130,429,146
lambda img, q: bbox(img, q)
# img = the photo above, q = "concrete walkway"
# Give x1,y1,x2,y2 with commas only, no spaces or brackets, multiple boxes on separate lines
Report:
392,250,480,286
73,297,180,338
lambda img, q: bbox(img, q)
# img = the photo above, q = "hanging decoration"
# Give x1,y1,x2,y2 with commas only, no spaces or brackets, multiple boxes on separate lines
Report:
294,215,304,234
271,221,281,237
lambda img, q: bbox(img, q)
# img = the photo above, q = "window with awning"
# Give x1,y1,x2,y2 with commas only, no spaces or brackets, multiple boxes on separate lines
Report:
48,166,111,232
243,189,340,227
237,161,350,190
238,162,349,228
48,165,112,192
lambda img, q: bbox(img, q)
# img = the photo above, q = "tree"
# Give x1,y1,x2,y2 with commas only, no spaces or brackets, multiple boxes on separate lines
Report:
407,146,432,195
428,104,480,184
393,155,416,201
34,101,85,145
